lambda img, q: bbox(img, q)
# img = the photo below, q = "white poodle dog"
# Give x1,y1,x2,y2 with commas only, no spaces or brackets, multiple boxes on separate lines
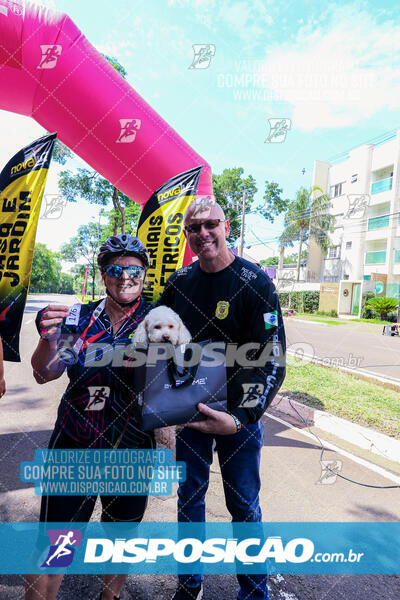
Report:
132,305,191,346
132,306,191,451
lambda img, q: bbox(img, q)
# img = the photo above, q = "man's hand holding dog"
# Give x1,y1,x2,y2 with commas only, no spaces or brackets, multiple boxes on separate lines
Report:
188,403,238,435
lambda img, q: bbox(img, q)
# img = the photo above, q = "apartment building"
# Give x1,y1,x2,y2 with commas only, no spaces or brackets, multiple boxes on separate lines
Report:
307,129,400,315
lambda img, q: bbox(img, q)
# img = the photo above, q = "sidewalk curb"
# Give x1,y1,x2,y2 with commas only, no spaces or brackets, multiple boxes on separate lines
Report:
269,394,400,464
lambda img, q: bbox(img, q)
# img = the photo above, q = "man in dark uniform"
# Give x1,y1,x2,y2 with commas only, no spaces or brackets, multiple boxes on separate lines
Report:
159,198,286,600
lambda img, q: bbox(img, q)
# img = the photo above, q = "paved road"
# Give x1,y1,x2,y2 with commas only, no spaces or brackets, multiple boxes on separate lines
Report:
285,317,400,384
0,295,399,599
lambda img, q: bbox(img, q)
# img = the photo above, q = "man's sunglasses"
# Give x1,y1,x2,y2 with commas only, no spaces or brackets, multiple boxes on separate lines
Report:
184,219,225,234
103,264,145,279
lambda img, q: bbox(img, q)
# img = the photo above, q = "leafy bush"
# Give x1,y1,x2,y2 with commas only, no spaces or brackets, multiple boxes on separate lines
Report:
303,291,320,312
278,291,320,313
277,292,289,307
365,297,399,320
314,309,338,317
387,310,398,323
361,292,375,319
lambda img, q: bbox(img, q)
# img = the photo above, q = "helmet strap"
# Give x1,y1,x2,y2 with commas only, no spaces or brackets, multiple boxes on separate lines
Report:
105,288,141,308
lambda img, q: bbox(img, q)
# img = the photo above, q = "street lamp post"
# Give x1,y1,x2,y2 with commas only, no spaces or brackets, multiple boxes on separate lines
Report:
239,189,247,258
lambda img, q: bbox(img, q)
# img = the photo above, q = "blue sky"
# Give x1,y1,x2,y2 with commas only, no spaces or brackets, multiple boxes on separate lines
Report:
2,0,400,259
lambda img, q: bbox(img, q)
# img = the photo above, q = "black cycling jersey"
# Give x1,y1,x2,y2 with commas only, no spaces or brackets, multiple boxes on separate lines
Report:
158,256,286,425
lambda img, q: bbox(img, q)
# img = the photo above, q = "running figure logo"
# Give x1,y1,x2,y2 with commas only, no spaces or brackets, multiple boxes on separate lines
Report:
265,118,291,143
189,44,216,69
317,460,342,485
116,119,142,143
276,270,296,292
41,195,67,220
41,529,82,567
37,45,62,70
240,383,265,408
86,386,110,411
345,194,370,220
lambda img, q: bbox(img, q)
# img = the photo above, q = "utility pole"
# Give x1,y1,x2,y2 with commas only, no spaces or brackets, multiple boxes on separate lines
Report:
239,189,247,257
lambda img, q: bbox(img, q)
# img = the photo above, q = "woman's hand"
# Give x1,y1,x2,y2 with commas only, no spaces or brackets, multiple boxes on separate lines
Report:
32,305,70,383
38,305,70,340
0,378,5,398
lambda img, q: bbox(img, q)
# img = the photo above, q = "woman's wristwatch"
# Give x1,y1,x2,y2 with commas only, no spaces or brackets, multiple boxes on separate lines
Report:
228,412,243,433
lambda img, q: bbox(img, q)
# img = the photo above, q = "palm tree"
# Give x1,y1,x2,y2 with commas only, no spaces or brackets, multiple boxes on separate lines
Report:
280,185,333,281
365,297,398,321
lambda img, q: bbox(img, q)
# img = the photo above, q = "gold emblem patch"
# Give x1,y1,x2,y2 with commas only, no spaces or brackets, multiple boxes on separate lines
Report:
215,301,230,320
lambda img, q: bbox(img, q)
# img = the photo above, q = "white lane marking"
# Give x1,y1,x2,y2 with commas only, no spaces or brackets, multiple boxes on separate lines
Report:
265,412,400,485
25,319,33,325
290,319,327,326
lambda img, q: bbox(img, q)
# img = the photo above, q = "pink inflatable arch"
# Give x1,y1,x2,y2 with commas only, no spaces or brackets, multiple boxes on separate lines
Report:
0,0,212,205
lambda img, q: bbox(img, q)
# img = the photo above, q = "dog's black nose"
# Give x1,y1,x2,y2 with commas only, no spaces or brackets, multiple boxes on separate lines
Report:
162,335,170,342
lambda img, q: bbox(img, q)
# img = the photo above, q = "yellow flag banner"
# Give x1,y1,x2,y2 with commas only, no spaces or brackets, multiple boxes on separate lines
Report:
0,132,56,362
137,166,203,303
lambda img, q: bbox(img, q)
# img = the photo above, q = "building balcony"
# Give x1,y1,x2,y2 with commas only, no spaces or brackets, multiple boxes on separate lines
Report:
368,215,390,230
365,251,387,264
371,177,392,194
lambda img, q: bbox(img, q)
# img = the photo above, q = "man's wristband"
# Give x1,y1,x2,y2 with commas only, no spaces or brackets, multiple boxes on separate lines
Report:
228,412,243,433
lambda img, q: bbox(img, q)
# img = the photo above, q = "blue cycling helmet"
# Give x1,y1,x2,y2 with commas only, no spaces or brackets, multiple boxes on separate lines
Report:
98,234,150,268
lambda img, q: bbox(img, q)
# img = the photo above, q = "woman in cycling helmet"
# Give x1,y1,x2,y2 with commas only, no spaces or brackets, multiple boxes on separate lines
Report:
28,234,152,600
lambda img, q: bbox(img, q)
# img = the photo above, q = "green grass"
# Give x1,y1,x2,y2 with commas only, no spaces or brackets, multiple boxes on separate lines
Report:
292,314,346,325
293,313,394,326
349,317,393,324
280,356,400,439
305,318,345,326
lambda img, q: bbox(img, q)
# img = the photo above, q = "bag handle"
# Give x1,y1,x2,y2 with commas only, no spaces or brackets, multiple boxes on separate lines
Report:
166,341,209,388
167,355,195,388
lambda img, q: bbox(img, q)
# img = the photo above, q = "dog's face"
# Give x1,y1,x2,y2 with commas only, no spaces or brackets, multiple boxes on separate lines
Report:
147,313,181,344
133,306,191,345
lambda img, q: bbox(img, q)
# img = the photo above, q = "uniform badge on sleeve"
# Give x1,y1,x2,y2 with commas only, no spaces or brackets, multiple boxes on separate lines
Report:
263,311,277,329
215,301,230,320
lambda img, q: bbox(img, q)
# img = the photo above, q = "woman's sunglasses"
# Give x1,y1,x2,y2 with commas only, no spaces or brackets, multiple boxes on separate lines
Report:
104,264,145,279
184,218,225,234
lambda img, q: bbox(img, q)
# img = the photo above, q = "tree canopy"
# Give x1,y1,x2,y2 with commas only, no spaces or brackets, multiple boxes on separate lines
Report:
212,168,289,245
60,223,107,299
279,185,333,281
30,243,74,294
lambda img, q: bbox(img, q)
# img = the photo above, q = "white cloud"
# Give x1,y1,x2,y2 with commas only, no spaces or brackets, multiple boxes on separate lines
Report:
0,111,46,165
219,0,273,43
167,0,273,41
0,111,101,251
259,4,400,130
34,0,57,8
